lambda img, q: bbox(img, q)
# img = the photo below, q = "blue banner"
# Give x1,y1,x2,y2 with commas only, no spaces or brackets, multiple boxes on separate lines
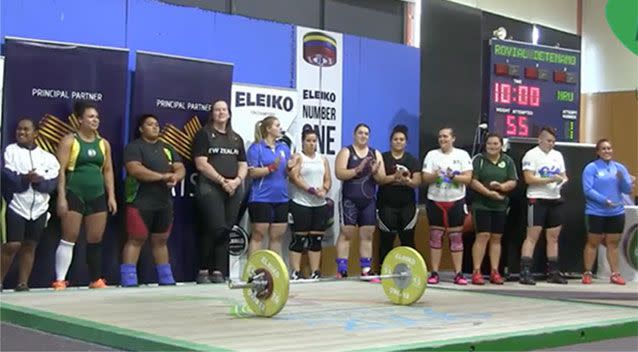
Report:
130,52,233,282
1,37,129,288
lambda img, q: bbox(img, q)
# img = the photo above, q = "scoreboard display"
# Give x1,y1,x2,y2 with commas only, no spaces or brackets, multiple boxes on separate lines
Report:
487,39,581,141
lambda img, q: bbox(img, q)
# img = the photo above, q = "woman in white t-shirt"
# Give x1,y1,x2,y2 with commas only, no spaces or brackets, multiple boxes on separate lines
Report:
288,125,332,280
422,127,473,285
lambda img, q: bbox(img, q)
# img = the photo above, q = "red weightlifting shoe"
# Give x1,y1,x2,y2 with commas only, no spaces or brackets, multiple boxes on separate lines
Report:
582,271,593,285
490,270,504,285
471,272,485,285
610,272,625,285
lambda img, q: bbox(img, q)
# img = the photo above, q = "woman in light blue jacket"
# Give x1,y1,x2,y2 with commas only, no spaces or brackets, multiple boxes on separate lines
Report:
581,139,635,285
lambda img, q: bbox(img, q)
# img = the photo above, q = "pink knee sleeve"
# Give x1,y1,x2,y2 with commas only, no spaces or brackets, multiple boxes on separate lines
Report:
449,232,463,252
429,229,444,249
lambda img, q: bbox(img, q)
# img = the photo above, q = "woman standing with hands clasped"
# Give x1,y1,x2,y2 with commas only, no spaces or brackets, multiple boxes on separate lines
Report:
246,116,293,256
376,125,421,265
287,124,332,280
581,139,636,285
469,133,518,285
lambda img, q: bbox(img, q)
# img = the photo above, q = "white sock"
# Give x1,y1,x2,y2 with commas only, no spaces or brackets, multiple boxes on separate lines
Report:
55,240,75,281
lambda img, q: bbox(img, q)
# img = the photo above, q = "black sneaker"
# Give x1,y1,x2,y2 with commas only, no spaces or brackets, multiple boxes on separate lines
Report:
336,270,348,279
196,271,212,284
547,271,568,284
519,271,536,286
14,283,30,292
310,270,321,280
290,270,305,281
210,271,225,284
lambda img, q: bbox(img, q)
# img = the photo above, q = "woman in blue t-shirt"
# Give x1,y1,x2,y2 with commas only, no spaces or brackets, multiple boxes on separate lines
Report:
581,139,635,285
247,116,292,255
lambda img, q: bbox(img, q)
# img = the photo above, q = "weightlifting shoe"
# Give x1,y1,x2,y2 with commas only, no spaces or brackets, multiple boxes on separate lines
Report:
489,270,504,285
547,271,568,284
471,271,485,285
196,271,212,284
290,270,304,281
610,272,626,285
582,271,593,285
454,272,468,285
519,271,536,286
427,272,440,284
361,270,381,283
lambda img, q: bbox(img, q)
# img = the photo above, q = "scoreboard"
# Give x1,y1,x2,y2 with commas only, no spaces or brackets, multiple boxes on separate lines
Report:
487,39,581,141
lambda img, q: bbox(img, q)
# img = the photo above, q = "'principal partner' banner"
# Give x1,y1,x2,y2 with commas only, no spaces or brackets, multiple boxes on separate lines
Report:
1,38,128,287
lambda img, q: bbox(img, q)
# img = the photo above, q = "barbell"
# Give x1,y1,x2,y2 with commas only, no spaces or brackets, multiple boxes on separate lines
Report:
228,246,428,317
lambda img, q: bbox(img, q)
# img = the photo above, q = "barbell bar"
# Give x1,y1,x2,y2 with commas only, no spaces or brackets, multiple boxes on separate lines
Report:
227,246,428,317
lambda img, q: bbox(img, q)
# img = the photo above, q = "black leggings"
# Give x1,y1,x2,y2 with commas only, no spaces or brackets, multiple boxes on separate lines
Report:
196,182,244,277
377,203,417,265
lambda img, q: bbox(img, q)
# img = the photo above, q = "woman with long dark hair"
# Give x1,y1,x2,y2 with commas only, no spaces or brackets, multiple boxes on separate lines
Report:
288,124,332,279
376,124,420,265
192,100,247,284
469,133,517,285
53,101,117,290
334,123,386,280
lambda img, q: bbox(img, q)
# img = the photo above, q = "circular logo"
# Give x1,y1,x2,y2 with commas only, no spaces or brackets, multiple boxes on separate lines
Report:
87,148,97,158
622,223,638,270
228,225,249,257
498,161,506,168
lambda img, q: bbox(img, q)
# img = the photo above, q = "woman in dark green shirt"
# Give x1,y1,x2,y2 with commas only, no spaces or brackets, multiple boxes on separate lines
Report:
469,133,518,285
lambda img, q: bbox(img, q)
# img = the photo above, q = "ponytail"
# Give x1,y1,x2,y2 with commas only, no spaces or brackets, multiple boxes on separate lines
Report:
253,116,278,144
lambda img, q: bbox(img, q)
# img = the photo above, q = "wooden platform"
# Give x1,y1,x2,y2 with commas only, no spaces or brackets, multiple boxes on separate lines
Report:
1,280,637,351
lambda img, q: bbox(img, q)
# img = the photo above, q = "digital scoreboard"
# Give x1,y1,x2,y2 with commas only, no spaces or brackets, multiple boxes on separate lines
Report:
487,39,581,141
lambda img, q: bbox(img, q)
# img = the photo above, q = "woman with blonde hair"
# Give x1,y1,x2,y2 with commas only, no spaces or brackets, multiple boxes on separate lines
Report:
246,116,293,255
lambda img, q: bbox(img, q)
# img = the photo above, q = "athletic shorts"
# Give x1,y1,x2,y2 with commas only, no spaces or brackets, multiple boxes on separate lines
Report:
377,203,418,232
527,198,563,228
126,205,173,238
341,197,376,226
248,202,288,224
289,202,329,232
472,209,506,234
426,199,465,228
67,191,107,215
5,207,47,243
586,214,625,235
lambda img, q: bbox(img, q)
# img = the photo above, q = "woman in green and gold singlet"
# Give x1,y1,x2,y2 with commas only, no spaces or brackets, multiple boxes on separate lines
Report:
52,101,117,290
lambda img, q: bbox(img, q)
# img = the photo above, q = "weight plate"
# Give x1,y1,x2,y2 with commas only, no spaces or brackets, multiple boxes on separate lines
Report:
242,250,289,317
381,246,428,305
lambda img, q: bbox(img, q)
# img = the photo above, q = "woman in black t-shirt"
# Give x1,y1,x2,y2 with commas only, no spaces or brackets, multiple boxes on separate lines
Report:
376,125,421,264
121,114,185,287
192,100,247,284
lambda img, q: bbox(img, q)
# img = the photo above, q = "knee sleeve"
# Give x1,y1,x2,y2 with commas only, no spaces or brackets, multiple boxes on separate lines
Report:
429,229,444,249
449,232,463,252
288,234,307,253
308,234,322,252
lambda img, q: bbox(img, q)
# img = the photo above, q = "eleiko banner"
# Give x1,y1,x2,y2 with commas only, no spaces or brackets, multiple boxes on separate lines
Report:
130,51,233,282
231,82,298,147
295,27,343,242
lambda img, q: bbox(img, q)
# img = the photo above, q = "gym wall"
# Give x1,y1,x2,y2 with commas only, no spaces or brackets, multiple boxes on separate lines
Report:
0,0,419,286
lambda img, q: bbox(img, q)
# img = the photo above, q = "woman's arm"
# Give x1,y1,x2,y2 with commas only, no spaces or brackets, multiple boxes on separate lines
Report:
194,156,225,185
103,139,117,214
335,148,359,181
56,135,73,201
